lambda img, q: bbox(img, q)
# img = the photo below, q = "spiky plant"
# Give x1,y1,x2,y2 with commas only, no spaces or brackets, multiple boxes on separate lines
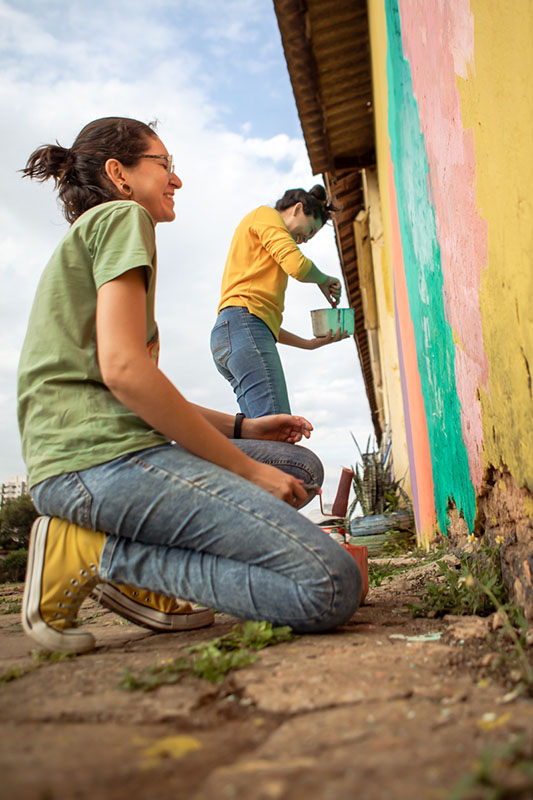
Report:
348,430,411,518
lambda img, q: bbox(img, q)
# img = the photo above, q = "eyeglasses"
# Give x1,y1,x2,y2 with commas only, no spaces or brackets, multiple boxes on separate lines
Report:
136,153,174,177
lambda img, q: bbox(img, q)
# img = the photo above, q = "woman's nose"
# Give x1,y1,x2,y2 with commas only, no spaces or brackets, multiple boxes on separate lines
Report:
170,172,183,189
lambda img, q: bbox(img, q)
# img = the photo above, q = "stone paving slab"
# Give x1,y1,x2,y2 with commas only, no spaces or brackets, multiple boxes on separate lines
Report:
1,564,532,800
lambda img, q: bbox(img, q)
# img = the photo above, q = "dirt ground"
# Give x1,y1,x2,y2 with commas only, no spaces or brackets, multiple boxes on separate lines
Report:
1,555,532,800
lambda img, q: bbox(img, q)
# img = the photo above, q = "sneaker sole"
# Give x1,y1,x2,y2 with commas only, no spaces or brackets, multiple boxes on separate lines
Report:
91,584,215,631
22,516,95,653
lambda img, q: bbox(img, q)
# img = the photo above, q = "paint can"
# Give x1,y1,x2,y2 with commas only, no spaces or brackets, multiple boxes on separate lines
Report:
310,307,355,337
320,526,368,604
341,543,369,605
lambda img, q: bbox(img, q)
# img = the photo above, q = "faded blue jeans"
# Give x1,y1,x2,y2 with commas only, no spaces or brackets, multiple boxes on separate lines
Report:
210,307,291,417
31,441,361,633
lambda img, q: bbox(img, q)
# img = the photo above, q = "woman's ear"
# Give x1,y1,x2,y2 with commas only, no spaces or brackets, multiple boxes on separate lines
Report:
104,158,132,199
292,201,304,217
104,158,128,194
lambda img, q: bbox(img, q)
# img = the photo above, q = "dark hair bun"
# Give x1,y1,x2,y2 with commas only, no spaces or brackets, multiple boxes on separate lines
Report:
308,184,327,202
22,117,157,224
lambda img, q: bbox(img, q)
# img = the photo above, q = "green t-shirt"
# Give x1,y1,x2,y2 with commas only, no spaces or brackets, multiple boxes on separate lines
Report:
18,200,169,487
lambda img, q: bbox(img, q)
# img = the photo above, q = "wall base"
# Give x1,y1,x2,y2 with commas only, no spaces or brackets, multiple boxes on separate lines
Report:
476,467,533,621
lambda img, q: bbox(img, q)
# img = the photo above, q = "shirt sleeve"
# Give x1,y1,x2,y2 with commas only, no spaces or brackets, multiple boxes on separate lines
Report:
89,203,156,290
250,207,313,280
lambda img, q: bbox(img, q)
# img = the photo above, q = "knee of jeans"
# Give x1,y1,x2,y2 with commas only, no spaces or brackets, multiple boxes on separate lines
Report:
307,451,324,487
294,446,324,487
292,548,361,633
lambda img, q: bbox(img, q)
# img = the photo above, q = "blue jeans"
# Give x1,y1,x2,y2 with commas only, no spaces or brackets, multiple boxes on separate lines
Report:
210,307,291,417
31,441,361,633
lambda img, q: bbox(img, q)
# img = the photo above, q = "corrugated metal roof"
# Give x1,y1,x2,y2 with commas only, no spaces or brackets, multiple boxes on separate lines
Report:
274,0,381,439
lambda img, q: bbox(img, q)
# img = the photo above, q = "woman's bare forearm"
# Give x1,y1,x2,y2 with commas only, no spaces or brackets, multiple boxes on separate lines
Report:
190,404,236,436
278,328,314,350
104,357,256,478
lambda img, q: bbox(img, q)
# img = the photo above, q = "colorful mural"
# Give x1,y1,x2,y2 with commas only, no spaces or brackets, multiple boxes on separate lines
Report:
369,0,532,540
385,0,476,534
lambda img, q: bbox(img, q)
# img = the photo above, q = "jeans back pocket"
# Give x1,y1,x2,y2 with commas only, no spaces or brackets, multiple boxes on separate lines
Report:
210,319,232,368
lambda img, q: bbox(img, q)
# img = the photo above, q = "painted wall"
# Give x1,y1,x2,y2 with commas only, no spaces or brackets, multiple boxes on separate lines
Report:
367,0,533,541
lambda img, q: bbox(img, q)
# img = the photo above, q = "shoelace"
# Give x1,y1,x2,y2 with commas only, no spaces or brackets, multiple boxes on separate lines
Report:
92,584,195,614
54,563,99,624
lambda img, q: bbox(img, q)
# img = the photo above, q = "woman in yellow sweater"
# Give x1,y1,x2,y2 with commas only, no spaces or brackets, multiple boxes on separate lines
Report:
210,185,348,417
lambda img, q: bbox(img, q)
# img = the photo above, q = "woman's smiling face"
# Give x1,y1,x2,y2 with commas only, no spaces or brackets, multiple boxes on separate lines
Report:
281,202,323,244
122,136,182,224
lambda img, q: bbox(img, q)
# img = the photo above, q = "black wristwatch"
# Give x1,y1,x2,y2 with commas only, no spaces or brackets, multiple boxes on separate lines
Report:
233,412,246,439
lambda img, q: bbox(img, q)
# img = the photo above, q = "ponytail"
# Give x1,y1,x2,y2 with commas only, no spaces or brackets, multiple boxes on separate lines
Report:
21,117,157,224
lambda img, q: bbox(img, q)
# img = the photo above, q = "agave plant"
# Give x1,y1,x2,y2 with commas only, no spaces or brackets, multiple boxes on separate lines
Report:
347,428,411,519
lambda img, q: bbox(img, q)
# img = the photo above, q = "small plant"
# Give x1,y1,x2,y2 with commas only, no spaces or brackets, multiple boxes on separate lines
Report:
446,735,533,800
369,561,405,588
348,431,411,518
0,664,35,684
31,649,77,664
80,610,107,623
0,598,22,615
195,620,295,652
119,620,296,691
479,587,533,693
0,648,76,684
408,541,507,619
408,539,533,693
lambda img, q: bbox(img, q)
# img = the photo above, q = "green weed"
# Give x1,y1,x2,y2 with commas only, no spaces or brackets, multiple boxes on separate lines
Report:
480,588,533,693
30,649,77,664
119,620,296,691
446,735,533,799
408,542,506,619
408,540,532,692
368,561,406,588
80,610,107,623
0,598,22,615
0,664,36,684
0,648,76,684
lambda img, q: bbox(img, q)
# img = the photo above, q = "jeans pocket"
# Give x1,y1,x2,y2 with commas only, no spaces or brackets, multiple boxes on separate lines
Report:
210,319,232,367
31,471,93,528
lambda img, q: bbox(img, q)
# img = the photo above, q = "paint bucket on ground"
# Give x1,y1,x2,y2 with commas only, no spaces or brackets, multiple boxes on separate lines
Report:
320,526,368,604
341,543,369,605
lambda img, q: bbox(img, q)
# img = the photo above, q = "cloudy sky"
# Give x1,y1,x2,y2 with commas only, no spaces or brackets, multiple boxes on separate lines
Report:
0,0,373,511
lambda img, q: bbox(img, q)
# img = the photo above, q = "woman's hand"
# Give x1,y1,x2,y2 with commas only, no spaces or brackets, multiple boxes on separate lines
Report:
244,461,308,506
242,414,313,443
309,327,350,349
319,277,341,307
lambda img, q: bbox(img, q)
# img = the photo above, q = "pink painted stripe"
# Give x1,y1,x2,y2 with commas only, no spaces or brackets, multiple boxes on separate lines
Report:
398,0,488,490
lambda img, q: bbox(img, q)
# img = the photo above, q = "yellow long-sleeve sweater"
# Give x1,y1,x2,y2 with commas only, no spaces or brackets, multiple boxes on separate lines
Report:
217,206,313,339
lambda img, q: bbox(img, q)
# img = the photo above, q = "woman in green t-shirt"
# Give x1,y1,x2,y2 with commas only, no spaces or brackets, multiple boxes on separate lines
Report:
18,117,361,654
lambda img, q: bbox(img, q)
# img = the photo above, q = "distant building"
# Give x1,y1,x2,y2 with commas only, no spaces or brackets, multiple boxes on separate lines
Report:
1,475,29,507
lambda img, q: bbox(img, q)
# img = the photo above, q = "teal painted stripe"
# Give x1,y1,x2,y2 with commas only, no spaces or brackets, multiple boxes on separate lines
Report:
385,0,476,531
